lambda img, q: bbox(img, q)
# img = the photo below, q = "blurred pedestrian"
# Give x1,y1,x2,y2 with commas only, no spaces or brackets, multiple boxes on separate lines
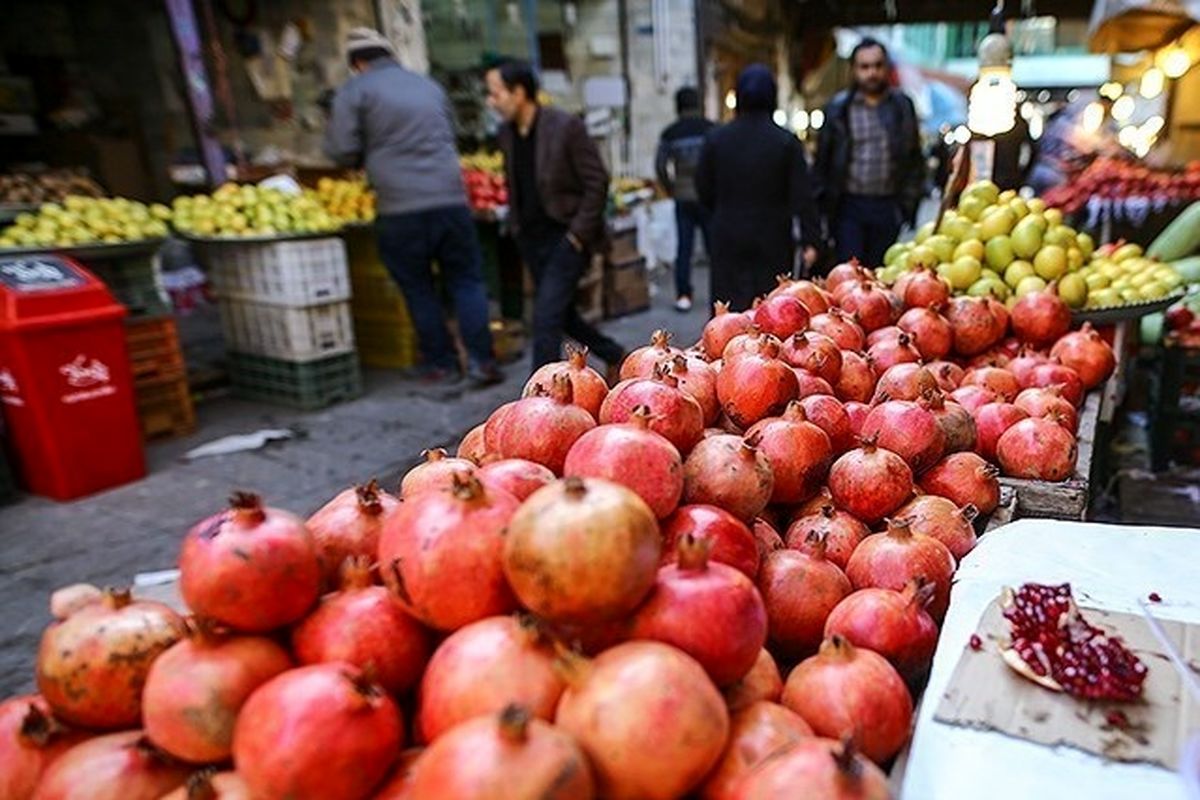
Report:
696,64,821,311
655,86,715,312
813,38,925,268
324,28,501,386
485,59,625,377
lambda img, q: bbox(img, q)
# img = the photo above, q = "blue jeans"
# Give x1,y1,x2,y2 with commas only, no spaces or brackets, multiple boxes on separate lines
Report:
375,206,495,372
674,200,709,298
833,194,903,268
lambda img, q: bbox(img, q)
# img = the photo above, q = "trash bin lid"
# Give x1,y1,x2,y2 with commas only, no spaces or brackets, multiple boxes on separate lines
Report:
0,255,125,332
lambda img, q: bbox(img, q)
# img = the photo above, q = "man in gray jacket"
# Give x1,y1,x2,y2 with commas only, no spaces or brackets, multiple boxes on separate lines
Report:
324,28,499,386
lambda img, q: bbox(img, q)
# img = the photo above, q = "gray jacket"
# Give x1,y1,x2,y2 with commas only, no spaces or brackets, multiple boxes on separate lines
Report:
323,58,466,215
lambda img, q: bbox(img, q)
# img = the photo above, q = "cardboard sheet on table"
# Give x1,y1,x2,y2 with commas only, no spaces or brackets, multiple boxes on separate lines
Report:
933,596,1198,769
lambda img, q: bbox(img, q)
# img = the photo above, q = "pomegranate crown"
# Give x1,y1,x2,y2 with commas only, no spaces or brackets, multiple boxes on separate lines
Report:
227,491,267,525
18,702,65,747
355,478,385,515
184,769,221,800
565,343,590,367
498,703,533,742
421,447,447,463
676,532,713,571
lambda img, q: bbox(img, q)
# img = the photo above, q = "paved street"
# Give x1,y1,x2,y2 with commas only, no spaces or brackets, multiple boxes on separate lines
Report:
0,265,709,697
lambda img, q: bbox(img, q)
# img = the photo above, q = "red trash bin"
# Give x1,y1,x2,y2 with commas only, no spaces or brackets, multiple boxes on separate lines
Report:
0,254,146,499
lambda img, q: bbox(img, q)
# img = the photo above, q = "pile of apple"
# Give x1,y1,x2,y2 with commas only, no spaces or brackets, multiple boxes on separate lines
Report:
0,197,171,250
172,183,341,239
460,150,508,213
309,176,375,224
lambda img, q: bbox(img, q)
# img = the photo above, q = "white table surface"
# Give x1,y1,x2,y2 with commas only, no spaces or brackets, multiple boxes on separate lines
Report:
902,519,1200,800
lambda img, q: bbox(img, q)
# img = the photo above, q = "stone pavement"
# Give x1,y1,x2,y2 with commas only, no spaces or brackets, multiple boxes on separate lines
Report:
0,265,710,697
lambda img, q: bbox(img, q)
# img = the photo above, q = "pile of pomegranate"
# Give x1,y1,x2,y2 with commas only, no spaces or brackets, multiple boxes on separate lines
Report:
1,267,1119,800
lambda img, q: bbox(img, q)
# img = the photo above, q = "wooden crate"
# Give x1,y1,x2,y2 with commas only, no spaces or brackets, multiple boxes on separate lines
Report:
135,373,196,440
603,256,650,319
125,316,186,383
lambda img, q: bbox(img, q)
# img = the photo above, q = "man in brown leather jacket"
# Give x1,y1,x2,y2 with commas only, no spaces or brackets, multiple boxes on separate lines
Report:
486,59,625,375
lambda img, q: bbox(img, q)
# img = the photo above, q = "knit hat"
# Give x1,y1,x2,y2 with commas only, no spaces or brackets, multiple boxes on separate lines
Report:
344,27,396,61
736,64,777,113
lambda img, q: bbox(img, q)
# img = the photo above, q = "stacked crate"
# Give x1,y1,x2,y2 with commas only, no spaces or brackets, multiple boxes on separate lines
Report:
344,228,418,369
604,216,650,319
201,237,362,409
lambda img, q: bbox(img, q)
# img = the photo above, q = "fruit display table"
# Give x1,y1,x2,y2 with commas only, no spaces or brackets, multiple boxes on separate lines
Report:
900,519,1200,800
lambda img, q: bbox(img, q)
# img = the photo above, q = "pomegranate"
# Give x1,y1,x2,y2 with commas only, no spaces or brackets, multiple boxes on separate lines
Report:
798,394,855,454
48,584,101,621
504,477,661,624
961,366,1021,402
527,344,609,418
483,400,518,453
233,663,402,800
950,384,998,414
872,362,938,402
896,495,979,560
1014,385,1078,434
781,636,913,764
861,399,945,474
717,340,799,428
1007,348,1050,385
996,417,1078,480
828,437,914,524
476,458,556,501
143,622,293,763
661,504,760,579
180,493,320,633
902,266,950,309
1026,361,1085,407
845,518,956,621
927,360,965,391
306,479,399,588
757,537,852,660
897,306,952,360
620,329,681,380
292,557,430,696
811,308,865,351
700,701,814,800
745,402,832,505
919,452,1001,514
772,276,830,313
682,434,775,521
380,472,520,630
564,406,683,518
728,736,889,800
497,375,596,473
782,332,842,384
973,402,1029,462
834,350,875,403
554,641,729,800
370,748,423,800
32,732,189,800
751,516,786,560
724,649,785,711
947,296,1003,355
722,327,781,362
159,771,250,800
703,301,753,360
1011,289,1071,347
665,353,721,424
409,705,595,799
839,281,893,332
793,369,836,399
825,579,939,686
844,401,871,437
865,325,903,348
457,422,490,463
1050,323,1115,389
416,614,564,743
785,505,869,570
0,696,86,800
866,331,921,375
753,294,811,339
793,485,834,519
399,448,476,497
37,588,185,729
922,391,977,453
826,260,868,293
601,366,705,454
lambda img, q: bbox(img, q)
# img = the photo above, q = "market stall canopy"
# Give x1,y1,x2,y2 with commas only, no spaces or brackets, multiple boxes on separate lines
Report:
1088,0,1200,52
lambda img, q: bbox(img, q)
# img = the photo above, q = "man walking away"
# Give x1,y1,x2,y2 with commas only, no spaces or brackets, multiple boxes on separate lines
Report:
655,87,714,312
813,38,925,269
485,59,625,377
324,27,501,386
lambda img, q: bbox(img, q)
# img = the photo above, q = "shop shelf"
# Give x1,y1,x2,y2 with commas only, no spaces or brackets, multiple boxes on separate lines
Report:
353,311,418,369
124,316,186,383
203,237,350,307
227,351,363,410
134,372,196,440
218,298,355,362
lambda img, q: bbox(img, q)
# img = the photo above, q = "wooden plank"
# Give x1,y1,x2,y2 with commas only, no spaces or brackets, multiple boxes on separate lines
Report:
1100,320,1131,424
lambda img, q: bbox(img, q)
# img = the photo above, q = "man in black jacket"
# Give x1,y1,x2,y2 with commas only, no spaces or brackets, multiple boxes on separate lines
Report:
813,38,925,269
655,87,714,312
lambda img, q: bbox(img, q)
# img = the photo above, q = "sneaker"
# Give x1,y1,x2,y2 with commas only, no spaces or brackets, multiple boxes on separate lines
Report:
674,295,693,312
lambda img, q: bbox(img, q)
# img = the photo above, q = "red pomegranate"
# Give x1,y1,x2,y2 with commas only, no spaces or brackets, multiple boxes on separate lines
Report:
409,705,595,799
757,538,852,660
717,340,799,429
143,622,293,763
872,362,938,402
865,325,903,348
834,350,875,403
839,282,893,332
811,308,866,351
399,448,476,497
897,306,952,360
919,452,1001,514
159,771,250,800
961,366,1021,402
927,360,965,392
866,332,922,375
781,636,913,764
1011,289,1071,347
1014,385,1078,434
32,732,189,800
793,369,836,399
379,472,520,630
477,458,556,501
950,384,998,414
306,479,399,588
233,663,403,800
902,267,950,309
825,579,939,686
844,401,871,437
369,748,423,800
826,260,869,293
665,353,721,425
1025,360,1085,407
753,294,811,339
0,696,86,800
896,495,979,560
996,417,1078,480
601,366,705,454
782,332,842,384
798,394,855,454
728,736,890,800
699,701,814,800
723,649,784,711
785,505,869,570
922,391,977,453
947,296,1003,355
620,329,682,380
1050,323,1115,389
751,516,786,561
845,518,956,621
417,614,564,743
498,375,597,473
527,344,609,418
828,437,914,524
1007,348,1051,385
973,402,1029,462
661,504,760,579
554,641,729,800
745,402,832,505
682,434,775,521
37,588,185,729
564,406,683,518
722,328,780,363
457,422,490,463
703,302,753,360
504,477,661,624
771,276,830,313
861,399,945,474
292,557,430,696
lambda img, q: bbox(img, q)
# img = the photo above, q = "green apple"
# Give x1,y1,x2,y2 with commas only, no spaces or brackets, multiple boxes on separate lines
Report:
984,236,1016,271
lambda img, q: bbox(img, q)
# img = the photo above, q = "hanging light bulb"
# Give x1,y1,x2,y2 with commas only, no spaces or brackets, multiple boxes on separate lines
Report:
1111,95,1135,122
1140,67,1165,99
1081,101,1105,134
724,90,737,111
810,109,825,129
1158,45,1192,79
967,6,1017,138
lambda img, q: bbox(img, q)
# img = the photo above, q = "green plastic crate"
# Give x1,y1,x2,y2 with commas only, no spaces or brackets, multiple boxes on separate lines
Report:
88,255,170,317
226,351,363,410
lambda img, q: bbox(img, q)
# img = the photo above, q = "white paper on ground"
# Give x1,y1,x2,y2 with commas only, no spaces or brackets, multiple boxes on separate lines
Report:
183,429,294,460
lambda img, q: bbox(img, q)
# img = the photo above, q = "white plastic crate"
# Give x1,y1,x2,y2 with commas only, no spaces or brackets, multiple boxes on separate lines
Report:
204,238,351,306
218,298,356,361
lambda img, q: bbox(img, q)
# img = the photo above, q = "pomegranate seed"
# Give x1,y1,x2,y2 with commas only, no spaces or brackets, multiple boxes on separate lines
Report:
1105,709,1129,728
1148,592,1162,603
968,634,983,651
